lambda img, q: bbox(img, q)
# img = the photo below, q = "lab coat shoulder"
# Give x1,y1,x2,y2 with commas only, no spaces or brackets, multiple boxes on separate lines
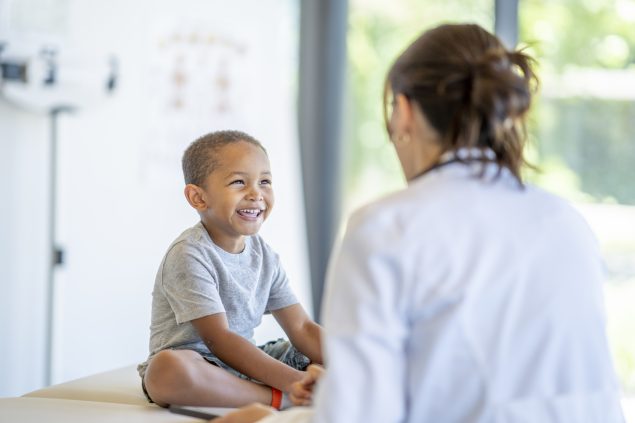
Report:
322,185,423,337
342,179,434,247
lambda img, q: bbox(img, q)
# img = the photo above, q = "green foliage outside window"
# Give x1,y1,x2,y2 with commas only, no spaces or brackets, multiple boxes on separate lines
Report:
520,0,635,204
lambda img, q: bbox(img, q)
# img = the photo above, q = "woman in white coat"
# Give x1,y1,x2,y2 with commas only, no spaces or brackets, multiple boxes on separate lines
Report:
215,23,625,423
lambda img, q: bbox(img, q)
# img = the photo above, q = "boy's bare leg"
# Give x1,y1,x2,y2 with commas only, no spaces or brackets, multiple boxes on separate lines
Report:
143,349,272,407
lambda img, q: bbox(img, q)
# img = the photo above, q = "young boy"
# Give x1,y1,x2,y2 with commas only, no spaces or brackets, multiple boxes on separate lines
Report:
137,130,322,409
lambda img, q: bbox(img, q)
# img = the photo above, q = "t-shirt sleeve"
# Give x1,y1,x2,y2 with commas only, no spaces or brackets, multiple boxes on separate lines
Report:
265,253,298,312
161,241,225,324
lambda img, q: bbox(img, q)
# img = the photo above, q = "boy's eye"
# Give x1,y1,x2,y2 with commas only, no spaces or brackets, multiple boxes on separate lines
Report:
260,179,272,185
230,180,245,185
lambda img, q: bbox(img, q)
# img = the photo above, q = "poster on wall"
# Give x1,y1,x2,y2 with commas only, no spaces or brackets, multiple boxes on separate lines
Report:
140,21,251,183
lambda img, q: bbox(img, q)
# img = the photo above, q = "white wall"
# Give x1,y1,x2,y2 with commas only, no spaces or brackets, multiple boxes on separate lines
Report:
0,102,50,396
0,0,309,396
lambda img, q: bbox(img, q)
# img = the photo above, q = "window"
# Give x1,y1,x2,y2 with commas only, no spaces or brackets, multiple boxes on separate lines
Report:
344,0,494,216
520,0,635,396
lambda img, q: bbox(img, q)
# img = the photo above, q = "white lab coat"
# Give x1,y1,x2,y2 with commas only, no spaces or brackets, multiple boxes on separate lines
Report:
262,155,625,423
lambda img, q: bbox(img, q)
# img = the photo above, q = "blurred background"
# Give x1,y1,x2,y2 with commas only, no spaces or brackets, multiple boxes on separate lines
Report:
1,0,634,419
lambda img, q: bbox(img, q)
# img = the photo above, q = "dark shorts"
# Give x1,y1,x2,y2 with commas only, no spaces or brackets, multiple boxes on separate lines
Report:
141,338,310,403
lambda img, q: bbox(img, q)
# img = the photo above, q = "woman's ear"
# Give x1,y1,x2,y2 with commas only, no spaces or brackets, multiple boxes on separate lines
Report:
184,184,207,211
391,94,415,139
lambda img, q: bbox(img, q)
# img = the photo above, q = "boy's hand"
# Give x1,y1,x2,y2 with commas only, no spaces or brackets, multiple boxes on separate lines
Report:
210,403,276,423
288,364,325,406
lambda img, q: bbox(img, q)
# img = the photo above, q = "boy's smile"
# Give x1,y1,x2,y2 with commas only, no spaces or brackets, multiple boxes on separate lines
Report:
191,141,274,253
237,208,266,220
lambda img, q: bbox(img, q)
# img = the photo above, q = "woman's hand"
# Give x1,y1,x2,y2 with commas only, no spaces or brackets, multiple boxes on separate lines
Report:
288,364,325,406
210,403,276,423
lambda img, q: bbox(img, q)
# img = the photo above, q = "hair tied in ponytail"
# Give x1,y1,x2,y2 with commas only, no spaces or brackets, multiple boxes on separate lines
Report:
437,72,472,96
385,23,539,184
478,48,511,73
503,117,514,130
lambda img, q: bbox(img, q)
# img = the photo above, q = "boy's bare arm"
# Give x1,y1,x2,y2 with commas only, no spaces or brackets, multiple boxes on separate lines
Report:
191,313,304,393
272,304,323,365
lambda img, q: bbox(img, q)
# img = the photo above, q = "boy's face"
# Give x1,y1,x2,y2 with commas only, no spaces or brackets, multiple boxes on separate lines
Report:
198,141,274,252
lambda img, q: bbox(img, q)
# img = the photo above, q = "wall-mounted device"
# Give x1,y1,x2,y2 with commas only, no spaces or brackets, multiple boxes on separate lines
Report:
0,44,28,82
0,41,118,112
0,39,118,386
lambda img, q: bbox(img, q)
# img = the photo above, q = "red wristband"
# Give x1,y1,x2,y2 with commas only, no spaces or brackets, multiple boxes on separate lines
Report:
270,387,282,410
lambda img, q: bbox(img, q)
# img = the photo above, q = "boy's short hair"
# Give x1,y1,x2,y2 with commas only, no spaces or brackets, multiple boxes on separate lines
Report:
182,130,267,186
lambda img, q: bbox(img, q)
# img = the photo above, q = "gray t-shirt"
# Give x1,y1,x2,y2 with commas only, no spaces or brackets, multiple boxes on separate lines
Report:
139,222,298,375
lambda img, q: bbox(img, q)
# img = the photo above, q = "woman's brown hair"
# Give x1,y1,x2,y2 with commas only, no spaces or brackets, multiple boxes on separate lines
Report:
384,23,538,183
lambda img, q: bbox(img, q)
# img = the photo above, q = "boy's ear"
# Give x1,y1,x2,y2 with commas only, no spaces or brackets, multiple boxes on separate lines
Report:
184,184,207,211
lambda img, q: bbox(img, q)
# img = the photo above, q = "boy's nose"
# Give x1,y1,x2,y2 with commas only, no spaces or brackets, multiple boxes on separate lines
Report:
247,186,264,201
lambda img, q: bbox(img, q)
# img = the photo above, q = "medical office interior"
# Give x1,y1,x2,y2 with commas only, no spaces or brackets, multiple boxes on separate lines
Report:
1,0,634,420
